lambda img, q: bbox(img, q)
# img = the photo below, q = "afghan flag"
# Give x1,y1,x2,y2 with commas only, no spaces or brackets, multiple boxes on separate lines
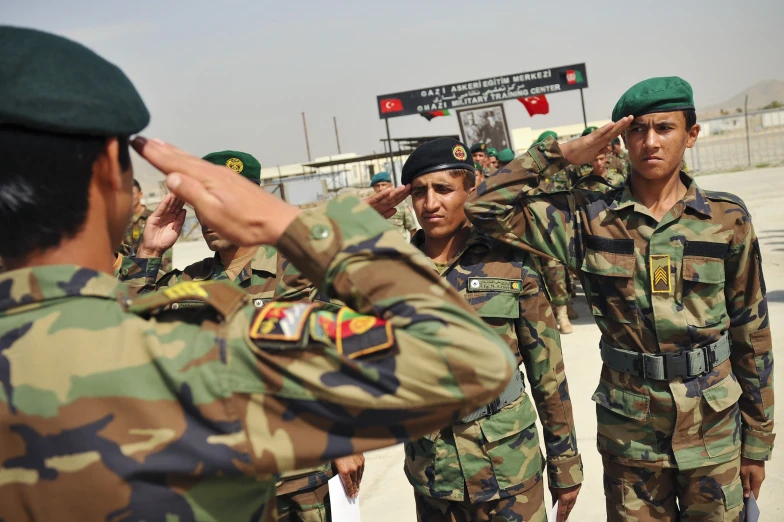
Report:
518,95,549,117
421,109,451,121
565,69,584,85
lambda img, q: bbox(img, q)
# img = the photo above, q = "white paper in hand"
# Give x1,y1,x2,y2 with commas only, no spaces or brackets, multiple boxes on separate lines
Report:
745,492,760,522
328,475,361,522
547,500,566,522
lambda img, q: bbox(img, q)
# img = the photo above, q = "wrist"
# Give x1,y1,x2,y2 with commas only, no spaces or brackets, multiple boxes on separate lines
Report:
136,246,164,258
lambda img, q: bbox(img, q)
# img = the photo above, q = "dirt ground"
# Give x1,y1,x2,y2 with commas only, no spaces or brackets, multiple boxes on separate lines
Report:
172,166,784,521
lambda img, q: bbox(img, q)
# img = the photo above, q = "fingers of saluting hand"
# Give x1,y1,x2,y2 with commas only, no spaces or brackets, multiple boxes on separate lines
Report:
132,137,216,186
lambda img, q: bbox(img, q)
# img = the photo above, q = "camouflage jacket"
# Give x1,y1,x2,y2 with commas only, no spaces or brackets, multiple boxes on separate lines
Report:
404,228,582,503
574,167,628,193
387,201,417,241
607,150,630,175
466,137,775,470
0,196,518,522
123,206,153,252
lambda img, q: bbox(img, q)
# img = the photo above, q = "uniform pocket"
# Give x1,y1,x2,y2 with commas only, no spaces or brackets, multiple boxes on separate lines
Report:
720,475,744,511
702,374,743,458
480,393,542,491
593,379,660,461
581,248,639,326
467,290,520,319
680,256,727,327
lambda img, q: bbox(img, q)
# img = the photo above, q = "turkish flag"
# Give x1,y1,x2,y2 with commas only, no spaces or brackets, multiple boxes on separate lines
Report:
380,98,403,113
518,95,550,117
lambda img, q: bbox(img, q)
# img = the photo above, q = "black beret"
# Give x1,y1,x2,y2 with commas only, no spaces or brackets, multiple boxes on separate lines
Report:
469,142,487,154
0,26,150,136
401,138,475,185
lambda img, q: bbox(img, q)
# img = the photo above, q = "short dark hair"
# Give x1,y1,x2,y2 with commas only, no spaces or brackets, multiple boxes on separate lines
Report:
683,109,697,130
133,178,141,191
0,126,130,259
446,168,476,191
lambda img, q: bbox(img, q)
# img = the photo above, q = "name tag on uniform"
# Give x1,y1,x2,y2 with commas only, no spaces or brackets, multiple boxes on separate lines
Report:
467,277,522,293
650,254,672,294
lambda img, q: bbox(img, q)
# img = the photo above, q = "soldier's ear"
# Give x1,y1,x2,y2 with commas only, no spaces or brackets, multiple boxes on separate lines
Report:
93,137,124,192
685,124,700,149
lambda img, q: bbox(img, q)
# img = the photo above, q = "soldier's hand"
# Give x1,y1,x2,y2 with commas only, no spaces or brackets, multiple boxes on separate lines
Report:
741,457,765,499
364,185,411,219
550,484,581,522
333,453,365,499
132,137,301,246
137,194,186,258
560,117,633,166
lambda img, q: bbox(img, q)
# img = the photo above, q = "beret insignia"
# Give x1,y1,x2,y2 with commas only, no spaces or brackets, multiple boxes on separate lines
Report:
453,144,467,162
226,158,244,173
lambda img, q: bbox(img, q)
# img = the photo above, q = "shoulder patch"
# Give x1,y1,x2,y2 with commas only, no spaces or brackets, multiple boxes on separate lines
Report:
250,302,316,345
702,190,750,216
334,308,395,359
128,280,245,318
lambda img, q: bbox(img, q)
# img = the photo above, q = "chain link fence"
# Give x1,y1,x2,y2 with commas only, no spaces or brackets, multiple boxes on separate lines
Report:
686,108,784,173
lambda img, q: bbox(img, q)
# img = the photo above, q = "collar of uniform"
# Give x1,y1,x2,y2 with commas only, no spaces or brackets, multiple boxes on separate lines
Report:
411,226,491,273
0,265,128,314
609,171,710,217
209,246,277,282
131,205,151,224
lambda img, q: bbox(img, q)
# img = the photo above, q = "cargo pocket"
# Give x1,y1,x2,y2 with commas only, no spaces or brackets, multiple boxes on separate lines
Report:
721,475,744,512
701,374,743,458
403,430,440,488
480,393,542,491
680,256,727,327
581,248,640,326
467,291,519,330
592,379,655,461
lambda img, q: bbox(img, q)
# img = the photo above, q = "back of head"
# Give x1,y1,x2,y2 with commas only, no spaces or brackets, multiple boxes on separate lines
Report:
0,26,149,260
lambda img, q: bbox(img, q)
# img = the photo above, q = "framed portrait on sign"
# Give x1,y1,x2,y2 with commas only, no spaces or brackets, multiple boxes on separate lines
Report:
456,104,511,151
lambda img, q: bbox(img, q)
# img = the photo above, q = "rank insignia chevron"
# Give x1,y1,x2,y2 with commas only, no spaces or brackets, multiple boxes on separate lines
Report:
650,254,672,294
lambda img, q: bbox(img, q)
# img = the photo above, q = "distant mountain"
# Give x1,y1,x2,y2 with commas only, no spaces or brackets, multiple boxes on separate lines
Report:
699,79,784,117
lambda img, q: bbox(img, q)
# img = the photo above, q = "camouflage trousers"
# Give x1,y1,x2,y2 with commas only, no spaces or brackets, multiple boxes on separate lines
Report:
603,456,745,521
413,481,546,522
276,482,330,522
541,257,570,307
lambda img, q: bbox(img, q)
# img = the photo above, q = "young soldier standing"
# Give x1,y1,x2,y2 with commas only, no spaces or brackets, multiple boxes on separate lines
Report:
466,77,774,521
401,138,583,522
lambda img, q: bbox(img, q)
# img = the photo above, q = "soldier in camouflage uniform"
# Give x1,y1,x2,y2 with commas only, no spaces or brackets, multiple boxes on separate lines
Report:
370,171,418,241
124,178,174,272
467,77,774,521
487,147,499,170
496,148,515,168
607,137,630,175
401,138,583,522
0,26,519,521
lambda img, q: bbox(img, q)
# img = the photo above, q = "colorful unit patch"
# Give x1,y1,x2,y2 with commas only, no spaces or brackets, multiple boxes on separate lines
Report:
650,254,672,294
467,277,522,293
335,308,394,359
453,144,467,161
250,302,315,342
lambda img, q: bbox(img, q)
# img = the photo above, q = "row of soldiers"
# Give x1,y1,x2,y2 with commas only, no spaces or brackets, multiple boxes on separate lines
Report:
0,26,774,522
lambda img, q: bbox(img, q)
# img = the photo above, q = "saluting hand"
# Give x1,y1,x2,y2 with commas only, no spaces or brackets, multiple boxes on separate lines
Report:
131,137,301,247
137,194,186,258
559,117,633,166
364,185,411,218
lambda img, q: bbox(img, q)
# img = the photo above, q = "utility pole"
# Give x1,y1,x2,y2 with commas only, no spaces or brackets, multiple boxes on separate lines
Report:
744,94,751,167
301,112,312,162
333,116,342,154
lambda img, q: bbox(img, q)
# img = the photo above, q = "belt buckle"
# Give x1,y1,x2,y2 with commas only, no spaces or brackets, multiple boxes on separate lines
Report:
702,345,716,374
664,351,689,379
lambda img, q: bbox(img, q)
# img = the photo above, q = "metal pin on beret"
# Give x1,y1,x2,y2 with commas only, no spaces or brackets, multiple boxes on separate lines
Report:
401,138,475,185
370,171,392,187
612,76,695,121
0,26,150,135
536,130,558,143
202,150,262,185
469,143,487,154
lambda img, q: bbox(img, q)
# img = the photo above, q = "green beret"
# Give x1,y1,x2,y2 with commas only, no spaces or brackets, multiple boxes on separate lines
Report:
202,150,261,184
487,148,498,158
497,148,515,164
581,126,598,137
536,130,558,143
370,171,392,187
469,143,487,154
0,26,149,136
612,76,694,121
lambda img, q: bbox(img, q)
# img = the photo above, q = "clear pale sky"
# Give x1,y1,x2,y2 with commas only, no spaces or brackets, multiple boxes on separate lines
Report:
5,0,784,168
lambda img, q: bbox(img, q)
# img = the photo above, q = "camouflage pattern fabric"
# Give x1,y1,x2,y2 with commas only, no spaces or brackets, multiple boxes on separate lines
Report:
465,136,775,475
405,229,582,506
607,150,630,176
0,195,517,521
123,205,174,272
276,481,330,522
603,455,744,521
541,256,570,307
387,201,418,240
575,167,628,193
413,481,546,522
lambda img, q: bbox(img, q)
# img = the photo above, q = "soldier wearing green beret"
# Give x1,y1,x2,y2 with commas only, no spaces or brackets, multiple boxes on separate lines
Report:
470,142,489,167
466,76,774,521
487,147,499,170
0,26,521,521
607,137,630,174
370,171,418,240
496,148,515,168
401,138,583,522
